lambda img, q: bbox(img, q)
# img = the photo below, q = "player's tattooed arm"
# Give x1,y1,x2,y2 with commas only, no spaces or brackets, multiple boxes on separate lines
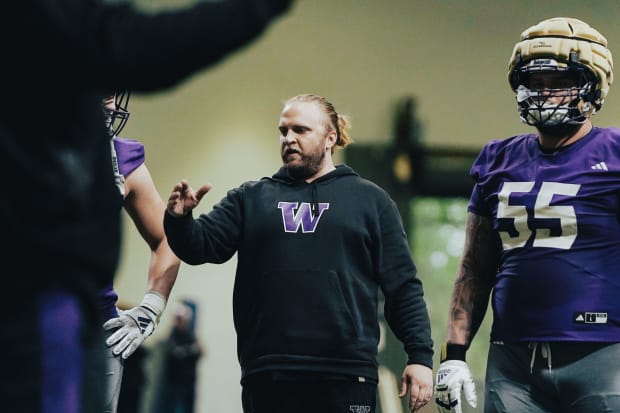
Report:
446,212,499,347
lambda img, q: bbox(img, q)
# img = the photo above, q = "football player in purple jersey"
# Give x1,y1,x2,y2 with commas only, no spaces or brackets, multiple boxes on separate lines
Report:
434,17,620,413
164,94,434,413
100,93,180,413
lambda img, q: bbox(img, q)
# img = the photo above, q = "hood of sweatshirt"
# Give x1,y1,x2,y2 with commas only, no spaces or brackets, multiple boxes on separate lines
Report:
269,163,359,185
267,164,359,215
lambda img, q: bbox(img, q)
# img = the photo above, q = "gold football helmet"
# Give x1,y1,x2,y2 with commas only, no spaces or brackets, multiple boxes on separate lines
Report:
508,17,613,127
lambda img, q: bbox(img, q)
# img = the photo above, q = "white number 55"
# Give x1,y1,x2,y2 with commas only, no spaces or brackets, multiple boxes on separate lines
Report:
497,181,580,250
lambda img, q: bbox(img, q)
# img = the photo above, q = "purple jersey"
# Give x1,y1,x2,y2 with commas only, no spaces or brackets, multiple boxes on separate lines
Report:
469,127,620,342
113,138,145,178
99,138,145,320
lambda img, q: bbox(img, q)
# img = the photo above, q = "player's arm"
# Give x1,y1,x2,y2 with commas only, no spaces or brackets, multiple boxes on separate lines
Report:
123,163,180,299
104,163,180,359
435,211,499,413
446,212,498,347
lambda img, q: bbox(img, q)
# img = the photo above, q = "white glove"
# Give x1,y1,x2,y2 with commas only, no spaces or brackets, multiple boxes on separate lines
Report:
435,360,477,413
103,291,166,359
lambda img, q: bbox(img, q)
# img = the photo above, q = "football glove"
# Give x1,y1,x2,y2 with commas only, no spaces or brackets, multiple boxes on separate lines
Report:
435,360,477,413
103,291,166,359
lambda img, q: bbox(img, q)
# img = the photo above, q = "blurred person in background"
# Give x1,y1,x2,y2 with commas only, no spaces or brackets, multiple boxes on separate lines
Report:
158,300,203,413
0,1,294,412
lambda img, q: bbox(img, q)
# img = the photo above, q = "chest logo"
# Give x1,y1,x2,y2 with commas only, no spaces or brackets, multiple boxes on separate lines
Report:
277,202,330,233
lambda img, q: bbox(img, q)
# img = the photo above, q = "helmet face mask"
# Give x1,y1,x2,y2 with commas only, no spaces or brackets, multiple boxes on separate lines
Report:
507,17,613,129
103,91,131,137
513,58,597,127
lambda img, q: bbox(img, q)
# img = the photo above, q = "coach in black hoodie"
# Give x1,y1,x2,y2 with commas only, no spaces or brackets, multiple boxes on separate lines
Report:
164,94,434,413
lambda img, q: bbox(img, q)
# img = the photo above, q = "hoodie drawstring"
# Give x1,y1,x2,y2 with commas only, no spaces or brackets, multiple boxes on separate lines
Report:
528,342,552,373
311,184,318,216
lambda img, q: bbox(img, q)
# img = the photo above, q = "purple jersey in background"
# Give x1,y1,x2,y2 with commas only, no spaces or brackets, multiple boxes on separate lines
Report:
99,138,145,321
469,127,620,342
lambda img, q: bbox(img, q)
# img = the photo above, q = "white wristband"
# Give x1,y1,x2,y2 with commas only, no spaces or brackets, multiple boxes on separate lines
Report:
140,291,166,319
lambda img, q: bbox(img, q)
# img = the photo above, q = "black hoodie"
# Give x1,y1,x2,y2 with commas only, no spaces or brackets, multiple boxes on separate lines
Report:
164,164,433,381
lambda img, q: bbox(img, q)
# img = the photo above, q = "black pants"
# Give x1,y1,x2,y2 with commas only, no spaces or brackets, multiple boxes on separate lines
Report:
241,372,377,413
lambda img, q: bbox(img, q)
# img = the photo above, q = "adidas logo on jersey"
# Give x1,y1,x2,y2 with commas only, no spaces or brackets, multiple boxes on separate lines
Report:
574,312,608,324
590,161,608,171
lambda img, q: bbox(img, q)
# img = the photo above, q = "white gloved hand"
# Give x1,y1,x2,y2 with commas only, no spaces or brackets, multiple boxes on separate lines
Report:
434,360,477,413
103,291,166,359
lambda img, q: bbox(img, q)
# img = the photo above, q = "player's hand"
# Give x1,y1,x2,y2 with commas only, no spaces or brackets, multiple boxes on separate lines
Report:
166,179,211,218
435,360,477,413
399,363,433,411
103,291,166,359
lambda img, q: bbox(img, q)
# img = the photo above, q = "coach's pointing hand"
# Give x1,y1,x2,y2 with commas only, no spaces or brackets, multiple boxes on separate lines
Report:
167,179,211,217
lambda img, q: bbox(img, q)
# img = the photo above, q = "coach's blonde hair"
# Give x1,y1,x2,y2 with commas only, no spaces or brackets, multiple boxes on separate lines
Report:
285,94,353,152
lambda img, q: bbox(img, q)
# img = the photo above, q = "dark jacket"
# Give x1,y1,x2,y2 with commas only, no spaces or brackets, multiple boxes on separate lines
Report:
165,165,433,380
0,0,291,290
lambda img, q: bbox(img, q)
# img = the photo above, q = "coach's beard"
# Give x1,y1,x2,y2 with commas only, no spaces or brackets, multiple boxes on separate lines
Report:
284,150,325,180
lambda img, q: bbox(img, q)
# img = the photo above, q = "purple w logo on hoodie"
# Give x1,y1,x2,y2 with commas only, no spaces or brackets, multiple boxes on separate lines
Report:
277,202,330,233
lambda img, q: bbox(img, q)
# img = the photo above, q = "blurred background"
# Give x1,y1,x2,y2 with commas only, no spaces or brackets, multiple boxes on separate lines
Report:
113,1,620,411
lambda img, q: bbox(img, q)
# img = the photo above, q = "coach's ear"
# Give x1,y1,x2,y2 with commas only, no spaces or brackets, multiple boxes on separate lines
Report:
326,130,337,151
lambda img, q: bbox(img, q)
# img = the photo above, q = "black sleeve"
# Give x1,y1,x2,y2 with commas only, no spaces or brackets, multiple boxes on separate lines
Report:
86,0,293,91
376,200,434,369
164,212,209,265
164,186,244,265
5,0,292,92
